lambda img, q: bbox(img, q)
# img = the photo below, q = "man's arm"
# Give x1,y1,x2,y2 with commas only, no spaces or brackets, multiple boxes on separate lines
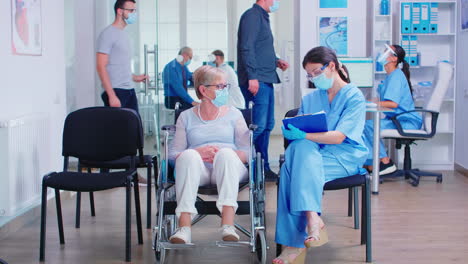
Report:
238,12,261,95
96,52,120,107
168,66,195,105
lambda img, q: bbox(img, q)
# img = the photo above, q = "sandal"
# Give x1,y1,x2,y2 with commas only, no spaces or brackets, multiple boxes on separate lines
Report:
272,247,306,264
304,221,328,248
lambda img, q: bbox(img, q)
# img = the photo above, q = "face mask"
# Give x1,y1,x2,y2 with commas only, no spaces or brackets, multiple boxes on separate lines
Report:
211,88,229,107
207,61,216,67
270,0,280,13
377,44,396,66
184,59,192,66
312,71,334,90
124,12,137,25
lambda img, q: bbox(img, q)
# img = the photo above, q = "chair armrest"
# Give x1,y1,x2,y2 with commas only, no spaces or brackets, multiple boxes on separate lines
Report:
161,125,176,131
389,109,439,138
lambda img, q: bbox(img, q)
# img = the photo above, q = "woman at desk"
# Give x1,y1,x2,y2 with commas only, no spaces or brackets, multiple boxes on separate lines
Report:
363,44,422,175
274,47,368,264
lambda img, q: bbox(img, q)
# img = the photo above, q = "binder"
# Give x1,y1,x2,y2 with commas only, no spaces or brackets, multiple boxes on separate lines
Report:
401,35,411,63
282,111,328,133
401,3,413,34
420,3,430,33
409,35,419,66
430,3,439,33
412,3,421,33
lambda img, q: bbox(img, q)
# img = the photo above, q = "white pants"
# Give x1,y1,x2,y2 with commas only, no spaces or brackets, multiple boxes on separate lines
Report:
174,148,248,218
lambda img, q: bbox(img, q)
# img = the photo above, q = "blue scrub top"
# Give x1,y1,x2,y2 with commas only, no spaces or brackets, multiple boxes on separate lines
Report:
379,68,422,127
298,83,368,175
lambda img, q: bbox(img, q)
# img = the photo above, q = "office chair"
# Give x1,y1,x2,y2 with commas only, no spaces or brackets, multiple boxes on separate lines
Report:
380,61,453,186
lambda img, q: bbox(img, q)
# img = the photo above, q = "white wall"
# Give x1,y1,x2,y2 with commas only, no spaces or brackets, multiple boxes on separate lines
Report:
296,0,369,98
1,1,66,170
455,1,468,169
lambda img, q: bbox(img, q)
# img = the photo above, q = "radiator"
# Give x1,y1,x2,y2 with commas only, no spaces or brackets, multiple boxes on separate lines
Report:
0,113,51,216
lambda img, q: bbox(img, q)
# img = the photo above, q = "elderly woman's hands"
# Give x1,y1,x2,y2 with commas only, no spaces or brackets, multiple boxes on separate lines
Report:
195,146,220,163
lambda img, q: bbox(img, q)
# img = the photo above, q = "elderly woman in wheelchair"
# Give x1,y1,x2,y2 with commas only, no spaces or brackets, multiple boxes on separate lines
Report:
273,47,368,264
167,65,250,244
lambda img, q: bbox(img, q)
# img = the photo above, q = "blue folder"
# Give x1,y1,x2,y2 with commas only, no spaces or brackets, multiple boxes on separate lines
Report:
420,3,430,33
412,3,422,33
430,3,438,33
282,111,328,133
401,35,411,64
401,3,413,34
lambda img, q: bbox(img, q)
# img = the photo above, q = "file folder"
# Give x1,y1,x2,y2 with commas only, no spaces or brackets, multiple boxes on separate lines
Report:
430,3,438,33
420,3,430,33
282,111,328,133
412,3,421,33
401,3,413,34
409,35,419,66
401,35,411,63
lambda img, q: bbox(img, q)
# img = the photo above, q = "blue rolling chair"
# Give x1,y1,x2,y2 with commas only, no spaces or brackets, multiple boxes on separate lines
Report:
39,107,143,262
276,108,372,263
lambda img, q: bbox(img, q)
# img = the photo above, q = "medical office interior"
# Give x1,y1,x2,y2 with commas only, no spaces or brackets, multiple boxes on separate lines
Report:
1,0,468,263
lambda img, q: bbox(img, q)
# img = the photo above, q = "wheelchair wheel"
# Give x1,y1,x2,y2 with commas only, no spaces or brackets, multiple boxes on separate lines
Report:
255,230,267,264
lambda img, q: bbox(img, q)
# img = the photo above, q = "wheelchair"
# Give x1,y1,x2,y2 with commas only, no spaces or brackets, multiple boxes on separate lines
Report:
152,102,268,263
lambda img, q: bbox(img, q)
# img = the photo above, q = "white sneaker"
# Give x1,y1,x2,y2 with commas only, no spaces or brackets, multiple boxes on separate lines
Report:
220,225,240,242
169,226,191,244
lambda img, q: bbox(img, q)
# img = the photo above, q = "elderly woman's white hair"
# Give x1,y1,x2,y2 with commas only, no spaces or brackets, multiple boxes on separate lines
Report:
193,65,227,99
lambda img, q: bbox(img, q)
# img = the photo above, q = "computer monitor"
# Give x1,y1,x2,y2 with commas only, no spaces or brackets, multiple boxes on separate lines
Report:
339,57,374,88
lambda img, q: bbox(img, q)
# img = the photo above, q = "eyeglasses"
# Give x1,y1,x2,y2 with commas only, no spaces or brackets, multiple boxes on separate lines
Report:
121,8,137,13
204,83,231,90
306,63,329,79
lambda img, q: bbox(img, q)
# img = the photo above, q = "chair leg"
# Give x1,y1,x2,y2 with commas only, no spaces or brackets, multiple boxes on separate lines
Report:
348,188,352,217
55,189,65,244
39,184,47,261
353,187,359,230
361,185,367,245
126,181,132,262
88,168,96,217
75,192,81,228
147,164,152,229
365,180,372,263
134,176,144,244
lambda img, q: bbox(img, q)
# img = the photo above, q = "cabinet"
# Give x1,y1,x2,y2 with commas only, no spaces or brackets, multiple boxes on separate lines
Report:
395,0,457,170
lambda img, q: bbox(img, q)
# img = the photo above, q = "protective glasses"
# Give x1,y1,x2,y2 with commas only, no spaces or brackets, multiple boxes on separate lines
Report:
121,8,137,13
204,83,231,90
306,63,329,79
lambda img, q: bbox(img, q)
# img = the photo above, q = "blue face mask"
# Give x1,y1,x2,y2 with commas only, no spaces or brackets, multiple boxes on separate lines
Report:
184,59,192,66
212,88,229,107
270,0,280,13
312,72,334,90
377,53,390,66
125,12,137,25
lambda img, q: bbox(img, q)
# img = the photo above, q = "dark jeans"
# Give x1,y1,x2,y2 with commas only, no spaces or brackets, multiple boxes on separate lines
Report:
101,88,139,114
164,96,193,110
241,82,275,171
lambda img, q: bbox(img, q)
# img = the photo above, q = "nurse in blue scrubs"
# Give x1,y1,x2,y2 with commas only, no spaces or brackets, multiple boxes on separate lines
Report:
362,44,422,175
273,46,368,264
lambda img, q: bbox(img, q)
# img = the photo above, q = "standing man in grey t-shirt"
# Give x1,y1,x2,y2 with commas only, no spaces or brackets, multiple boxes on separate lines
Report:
96,0,147,112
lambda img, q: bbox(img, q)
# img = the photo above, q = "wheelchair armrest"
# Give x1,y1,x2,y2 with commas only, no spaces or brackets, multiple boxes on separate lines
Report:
389,109,439,138
279,154,285,167
161,125,176,131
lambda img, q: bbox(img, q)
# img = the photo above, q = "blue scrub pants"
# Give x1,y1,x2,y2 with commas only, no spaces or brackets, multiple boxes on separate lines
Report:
241,82,275,170
275,139,357,248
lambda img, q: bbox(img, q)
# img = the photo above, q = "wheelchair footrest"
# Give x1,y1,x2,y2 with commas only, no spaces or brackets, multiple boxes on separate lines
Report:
163,201,251,215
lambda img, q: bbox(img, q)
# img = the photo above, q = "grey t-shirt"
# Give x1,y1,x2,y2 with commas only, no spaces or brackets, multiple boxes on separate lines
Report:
97,25,133,90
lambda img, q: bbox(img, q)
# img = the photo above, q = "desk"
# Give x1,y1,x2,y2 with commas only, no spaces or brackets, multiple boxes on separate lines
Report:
366,107,394,195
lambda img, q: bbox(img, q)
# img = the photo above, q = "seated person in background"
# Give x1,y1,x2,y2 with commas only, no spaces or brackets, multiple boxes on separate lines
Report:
168,65,249,244
208,50,245,109
163,46,199,109
363,44,422,175
274,46,368,264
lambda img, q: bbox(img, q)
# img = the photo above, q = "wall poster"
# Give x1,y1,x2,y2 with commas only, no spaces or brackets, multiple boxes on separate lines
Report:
319,17,348,56
11,0,42,55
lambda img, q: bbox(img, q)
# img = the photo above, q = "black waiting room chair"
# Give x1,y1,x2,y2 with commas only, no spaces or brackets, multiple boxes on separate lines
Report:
78,111,156,229
39,107,143,262
276,108,372,263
